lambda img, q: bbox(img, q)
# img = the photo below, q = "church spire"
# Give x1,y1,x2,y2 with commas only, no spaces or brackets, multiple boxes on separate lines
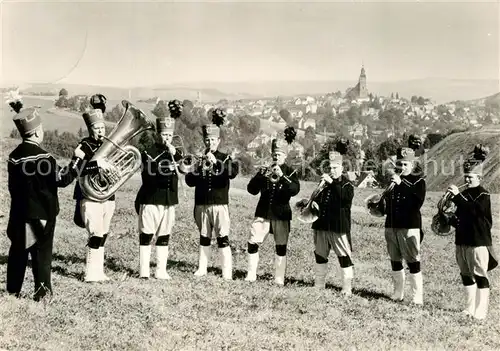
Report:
360,62,366,77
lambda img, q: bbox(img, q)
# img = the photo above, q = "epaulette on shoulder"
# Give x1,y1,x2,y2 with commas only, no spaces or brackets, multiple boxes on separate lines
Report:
8,151,52,165
402,177,424,187
474,191,490,202
341,176,354,188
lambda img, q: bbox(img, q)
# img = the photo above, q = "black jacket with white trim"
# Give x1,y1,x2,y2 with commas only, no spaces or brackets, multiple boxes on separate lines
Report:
385,174,426,229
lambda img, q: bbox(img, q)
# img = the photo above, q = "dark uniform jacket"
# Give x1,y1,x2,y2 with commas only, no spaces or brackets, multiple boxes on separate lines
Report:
312,175,353,234
385,174,426,229
7,141,77,236
185,150,239,205
247,164,300,221
452,186,492,247
134,143,183,211
72,137,114,202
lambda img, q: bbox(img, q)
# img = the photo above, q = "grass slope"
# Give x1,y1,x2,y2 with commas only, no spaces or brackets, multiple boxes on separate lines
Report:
0,137,499,350
424,130,500,192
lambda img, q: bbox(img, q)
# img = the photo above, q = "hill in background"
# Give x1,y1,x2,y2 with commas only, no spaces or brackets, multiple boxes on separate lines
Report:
424,129,500,193
8,77,499,104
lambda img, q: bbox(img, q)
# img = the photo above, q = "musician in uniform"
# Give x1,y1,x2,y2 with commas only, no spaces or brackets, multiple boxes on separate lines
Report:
6,92,81,300
72,95,116,282
135,101,184,279
307,143,354,295
245,135,300,286
448,145,497,320
383,147,426,305
185,108,239,280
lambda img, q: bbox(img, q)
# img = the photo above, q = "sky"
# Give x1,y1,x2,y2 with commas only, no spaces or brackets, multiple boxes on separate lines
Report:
1,0,499,87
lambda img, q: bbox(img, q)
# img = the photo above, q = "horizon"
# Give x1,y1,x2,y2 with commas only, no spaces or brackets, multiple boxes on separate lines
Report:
5,76,499,91
1,1,498,88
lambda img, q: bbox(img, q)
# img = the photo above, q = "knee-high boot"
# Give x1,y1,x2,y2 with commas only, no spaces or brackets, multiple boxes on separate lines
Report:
474,288,490,320
194,246,211,277
220,246,233,280
155,246,170,280
139,245,152,278
274,255,287,286
409,272,423,305
462,284,476,316
391,270,405,301
84,247,102,282
245,252,259,282
341,266,353,296
314,263,328,289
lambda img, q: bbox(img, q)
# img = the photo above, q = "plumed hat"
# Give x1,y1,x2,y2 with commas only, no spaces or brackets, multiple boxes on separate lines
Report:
328,138,350,165
5,89,42,136
408,134,424,157
83,108,105,128
271,109,297,155
90,94,107,113
463,144,489,175
396,147,416,161
202,107,226,138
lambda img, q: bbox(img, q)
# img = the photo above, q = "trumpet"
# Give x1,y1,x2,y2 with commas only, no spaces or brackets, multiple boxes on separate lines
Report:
163,135,187,196
178,148,228,174
260,163,296,184
264,163,282,183
431,183,468,236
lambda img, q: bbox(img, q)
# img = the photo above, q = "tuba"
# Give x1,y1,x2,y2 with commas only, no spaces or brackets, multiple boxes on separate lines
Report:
431,184,467,236
295,177,329,224
79,100,155,202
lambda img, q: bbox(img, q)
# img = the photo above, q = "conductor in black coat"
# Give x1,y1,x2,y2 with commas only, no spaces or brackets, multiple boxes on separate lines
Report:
6,97,80,301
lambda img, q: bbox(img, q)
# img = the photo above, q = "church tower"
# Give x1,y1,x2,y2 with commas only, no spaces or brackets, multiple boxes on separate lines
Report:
358,65,368,99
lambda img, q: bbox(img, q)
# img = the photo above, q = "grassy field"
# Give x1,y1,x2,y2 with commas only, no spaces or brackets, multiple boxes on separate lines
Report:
0,137,499,350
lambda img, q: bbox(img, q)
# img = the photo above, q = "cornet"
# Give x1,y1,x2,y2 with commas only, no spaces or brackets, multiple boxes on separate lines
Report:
431,183,468,236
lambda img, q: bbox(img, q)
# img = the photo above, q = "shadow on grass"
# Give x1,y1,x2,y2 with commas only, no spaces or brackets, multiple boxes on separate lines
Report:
286,276,393,301
52,253,85,265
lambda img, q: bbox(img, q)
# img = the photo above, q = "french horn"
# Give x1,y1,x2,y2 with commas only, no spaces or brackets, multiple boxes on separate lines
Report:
79,100,155,202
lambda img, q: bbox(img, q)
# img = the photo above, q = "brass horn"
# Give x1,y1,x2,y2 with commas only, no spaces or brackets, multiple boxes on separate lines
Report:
365,181,397,217
295,177,329,224
431,183,468,236
79,100,155,202
177,148,214,174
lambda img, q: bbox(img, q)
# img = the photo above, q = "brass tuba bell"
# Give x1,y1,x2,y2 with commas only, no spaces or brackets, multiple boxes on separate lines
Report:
79,100,155,202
